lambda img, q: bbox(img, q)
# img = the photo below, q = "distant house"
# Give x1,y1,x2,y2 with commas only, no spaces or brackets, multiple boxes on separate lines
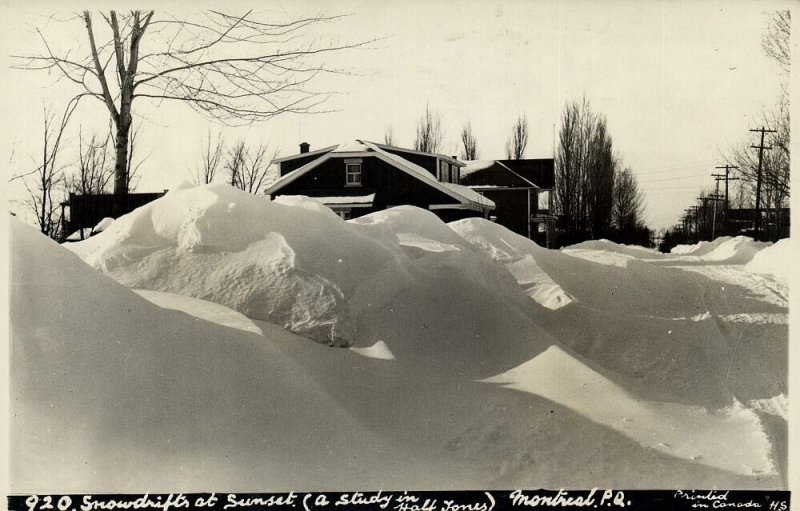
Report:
60,191,167,241
460,159,556,247
265,140,494,221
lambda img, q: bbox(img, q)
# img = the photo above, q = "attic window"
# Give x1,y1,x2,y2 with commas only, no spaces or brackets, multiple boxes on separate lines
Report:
345,162,362,186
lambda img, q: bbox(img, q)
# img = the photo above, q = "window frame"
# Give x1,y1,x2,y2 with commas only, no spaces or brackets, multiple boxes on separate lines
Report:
345,160,362,187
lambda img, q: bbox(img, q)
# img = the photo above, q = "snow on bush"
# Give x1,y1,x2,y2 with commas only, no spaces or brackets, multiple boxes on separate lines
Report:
744,238,792,280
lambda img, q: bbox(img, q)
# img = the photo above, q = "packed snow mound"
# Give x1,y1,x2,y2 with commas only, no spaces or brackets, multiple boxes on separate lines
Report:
701,236,771,264
565,239,659,258
9,220,408,491
745,238,792,280
67,186,550,373
482,345,776,476
92,216,114,234
349,340,396,360
134,289,264,334
560,240,660,268
449,218,574,310
671,237,732,256
66,185,402,345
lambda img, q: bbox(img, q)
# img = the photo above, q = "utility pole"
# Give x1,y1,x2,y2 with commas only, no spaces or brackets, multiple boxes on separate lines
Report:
697,198,718,241
713,165,739,237
707,193,724,239
714,165,740,214
750,127,776,241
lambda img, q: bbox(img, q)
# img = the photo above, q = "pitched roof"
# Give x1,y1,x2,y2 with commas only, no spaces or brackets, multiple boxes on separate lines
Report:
264,140,494,211
365,141,465,166
461,158,555,189
497,159,555,189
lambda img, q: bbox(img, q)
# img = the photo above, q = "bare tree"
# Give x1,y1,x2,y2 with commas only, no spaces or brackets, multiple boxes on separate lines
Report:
612,167,644,235
763,10,791,74
505,114,528,159
70,128,114,195
13,10,375,196
585,119,615,237
555,97,616,238
19,105,73,240
414,103,444,153
460,122,478,160
384,125,395,146
190,130,225,186
226,140,278,194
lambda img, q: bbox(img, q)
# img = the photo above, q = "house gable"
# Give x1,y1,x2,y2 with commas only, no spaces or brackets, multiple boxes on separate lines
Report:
264,140,493,213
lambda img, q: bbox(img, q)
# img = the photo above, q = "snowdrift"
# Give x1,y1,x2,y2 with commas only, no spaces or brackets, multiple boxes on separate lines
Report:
701,236,772,264
10,220,413,491
11,195,788,491
449,218,574,310
66,185,550,376
670,236,771,264
745,238,792,281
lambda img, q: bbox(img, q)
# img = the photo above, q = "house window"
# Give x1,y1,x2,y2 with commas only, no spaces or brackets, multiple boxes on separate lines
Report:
452,166,460,183
440,160,449,182
346,163,362,186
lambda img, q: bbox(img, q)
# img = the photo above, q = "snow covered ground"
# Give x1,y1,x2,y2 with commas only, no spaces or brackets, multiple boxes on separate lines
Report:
9,184,790,492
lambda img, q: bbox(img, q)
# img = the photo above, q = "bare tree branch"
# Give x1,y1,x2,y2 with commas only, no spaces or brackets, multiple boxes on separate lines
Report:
15,9,378,195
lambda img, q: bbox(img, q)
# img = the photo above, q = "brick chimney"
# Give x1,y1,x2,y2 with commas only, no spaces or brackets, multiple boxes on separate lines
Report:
299,142,310,154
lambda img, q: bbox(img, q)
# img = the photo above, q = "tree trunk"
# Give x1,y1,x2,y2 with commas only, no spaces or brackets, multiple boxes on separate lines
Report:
114,117,131,195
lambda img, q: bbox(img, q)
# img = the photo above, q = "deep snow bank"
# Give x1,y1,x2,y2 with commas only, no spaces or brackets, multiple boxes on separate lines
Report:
9,220,408,491
745,238,792,280
671,236,731,256
669,236,770,264
67,185,550,375
482,345,775,476
701,236,771,264
67,185,391,344
448,218,574,310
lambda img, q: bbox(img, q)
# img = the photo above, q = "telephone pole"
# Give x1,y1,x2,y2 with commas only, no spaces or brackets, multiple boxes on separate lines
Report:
750,127,776,241
713,165,739,214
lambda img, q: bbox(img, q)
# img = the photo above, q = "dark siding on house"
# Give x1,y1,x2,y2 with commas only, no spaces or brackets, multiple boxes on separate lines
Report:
461,163,532,188
280,151,334,175
272,156,460,217
63,192,166,236
479,188,532,237
498,159,555,188
381,148,438,177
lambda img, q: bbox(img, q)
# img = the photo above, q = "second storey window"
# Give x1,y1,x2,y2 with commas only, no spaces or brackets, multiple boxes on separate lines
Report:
345,162,362,186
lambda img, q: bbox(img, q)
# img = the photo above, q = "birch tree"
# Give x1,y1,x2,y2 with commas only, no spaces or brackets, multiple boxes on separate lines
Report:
14,10,373,195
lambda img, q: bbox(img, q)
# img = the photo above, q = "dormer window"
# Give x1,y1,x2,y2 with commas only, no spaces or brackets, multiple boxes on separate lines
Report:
345,160,362,186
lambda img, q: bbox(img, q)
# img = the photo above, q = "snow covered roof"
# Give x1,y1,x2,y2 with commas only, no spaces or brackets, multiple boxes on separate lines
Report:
462,159,555,189
273,145,337,163
365,141,464,166
264,140,494,212
331,140,372,153
462,160,496,177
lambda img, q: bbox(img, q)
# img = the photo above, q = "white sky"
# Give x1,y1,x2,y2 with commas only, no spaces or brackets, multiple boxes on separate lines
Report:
1,0,793,231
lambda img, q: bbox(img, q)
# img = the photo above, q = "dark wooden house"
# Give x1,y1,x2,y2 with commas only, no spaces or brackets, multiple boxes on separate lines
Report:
265,140,494,221
460,159,556,247
60,191,166,241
